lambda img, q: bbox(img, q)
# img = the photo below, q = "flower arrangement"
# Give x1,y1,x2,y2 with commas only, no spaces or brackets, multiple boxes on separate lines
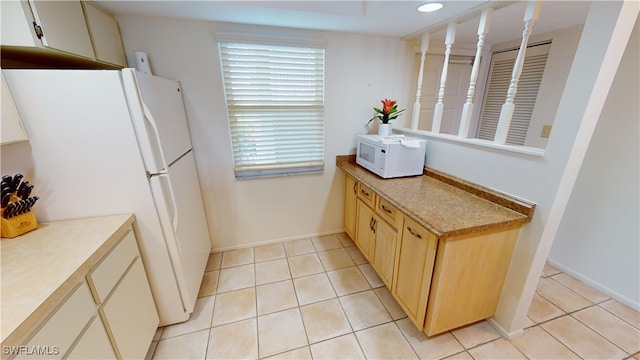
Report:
368,99,405,124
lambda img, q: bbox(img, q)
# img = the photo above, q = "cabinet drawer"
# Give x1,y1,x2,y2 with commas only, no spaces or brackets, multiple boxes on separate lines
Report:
87,229,138,303
357,182,376,208
18,282,94,359
376,197,399,226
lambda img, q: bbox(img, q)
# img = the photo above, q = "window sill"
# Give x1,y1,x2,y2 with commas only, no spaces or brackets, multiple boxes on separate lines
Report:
394,127,546,158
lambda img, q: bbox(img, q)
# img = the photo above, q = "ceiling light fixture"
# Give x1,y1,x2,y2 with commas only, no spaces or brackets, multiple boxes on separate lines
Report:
418,2,444,13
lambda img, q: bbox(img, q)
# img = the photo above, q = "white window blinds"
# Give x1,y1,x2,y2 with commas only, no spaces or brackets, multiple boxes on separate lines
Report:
477,43,550,145
218,41,325,179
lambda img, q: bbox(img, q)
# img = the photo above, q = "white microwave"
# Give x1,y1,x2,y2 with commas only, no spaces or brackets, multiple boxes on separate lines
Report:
356,134,427,179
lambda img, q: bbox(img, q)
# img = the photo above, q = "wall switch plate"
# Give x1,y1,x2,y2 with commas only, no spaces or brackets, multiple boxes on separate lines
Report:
541,125,552,138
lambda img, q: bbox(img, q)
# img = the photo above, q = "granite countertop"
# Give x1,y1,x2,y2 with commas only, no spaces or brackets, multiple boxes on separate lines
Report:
337,156,535,238
1,214,136,347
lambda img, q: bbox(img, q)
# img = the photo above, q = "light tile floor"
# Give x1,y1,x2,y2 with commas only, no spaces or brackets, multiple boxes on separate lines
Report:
147,233,640,360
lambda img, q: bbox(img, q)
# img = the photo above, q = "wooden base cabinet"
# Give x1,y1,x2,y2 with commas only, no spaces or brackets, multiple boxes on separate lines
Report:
341,172,523,337
355,193,402,289
391,216,438,329
423,225,520,336
355,199,375,259
343,174,357,240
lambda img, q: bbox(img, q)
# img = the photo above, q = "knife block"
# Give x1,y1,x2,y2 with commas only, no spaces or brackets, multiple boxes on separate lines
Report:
1,211,38,238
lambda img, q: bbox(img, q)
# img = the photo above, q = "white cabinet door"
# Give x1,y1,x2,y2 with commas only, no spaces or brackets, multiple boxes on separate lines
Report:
17,283,95,359
29,0,94,58
67,317,116,360
1,73,28,145
101,258,159,359
83,2,126,66
0,1,39,46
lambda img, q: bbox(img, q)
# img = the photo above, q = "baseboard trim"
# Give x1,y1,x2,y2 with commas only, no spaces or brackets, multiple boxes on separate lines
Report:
547,259,640,311
210,229,347,253
487,318,524,340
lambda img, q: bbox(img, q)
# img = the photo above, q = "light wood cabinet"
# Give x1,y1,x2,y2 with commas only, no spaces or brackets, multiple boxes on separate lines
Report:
424,225,520,336
1,73,28,145
341,170,523,337
343,173,357,240
355,199,375,260
392,217,438,329
353,182,402,289
371,217,398,288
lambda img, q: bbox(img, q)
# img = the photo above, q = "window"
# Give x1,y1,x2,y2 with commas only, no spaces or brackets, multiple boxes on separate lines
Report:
477,42,550,145
218,41,325,179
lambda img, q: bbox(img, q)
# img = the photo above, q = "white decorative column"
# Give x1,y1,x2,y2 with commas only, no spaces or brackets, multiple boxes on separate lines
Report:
458,8,493,138
494,1,541,144
432,22,457,133
411,32,430,130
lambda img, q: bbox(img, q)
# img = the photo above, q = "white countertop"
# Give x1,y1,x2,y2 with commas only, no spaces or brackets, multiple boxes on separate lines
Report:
1,214,135,347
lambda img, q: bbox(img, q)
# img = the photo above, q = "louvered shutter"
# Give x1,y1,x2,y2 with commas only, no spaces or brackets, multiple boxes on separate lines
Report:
477,43,550,145
219,41,325,179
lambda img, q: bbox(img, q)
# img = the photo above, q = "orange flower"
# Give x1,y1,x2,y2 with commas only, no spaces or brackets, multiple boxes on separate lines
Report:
381,99,396,114
369,98,405,124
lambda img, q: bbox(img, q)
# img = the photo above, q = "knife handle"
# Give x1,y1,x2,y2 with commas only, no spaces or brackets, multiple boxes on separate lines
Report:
1,193,10,208
10,174,23,193
22,185,33,200
3,203,14,218
17,181,29,198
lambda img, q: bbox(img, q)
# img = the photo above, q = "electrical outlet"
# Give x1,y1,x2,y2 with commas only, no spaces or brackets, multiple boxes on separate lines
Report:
541,125,552,138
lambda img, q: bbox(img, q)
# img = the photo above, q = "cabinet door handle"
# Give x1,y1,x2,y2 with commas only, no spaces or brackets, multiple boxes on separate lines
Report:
369,217,374,230
407,226,422,239
353,182,358,194
381,204,393,214
361,188,370,197
372,218,376,234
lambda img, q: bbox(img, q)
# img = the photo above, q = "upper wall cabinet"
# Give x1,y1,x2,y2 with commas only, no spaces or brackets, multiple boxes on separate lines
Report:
31,1,95,58
82,2,127,66
0,1,126,68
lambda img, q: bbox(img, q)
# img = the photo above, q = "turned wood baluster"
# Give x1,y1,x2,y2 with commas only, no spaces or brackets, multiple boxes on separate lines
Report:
458,8,493,138
494,1,541,144
411,32,430,130
432,22,457,133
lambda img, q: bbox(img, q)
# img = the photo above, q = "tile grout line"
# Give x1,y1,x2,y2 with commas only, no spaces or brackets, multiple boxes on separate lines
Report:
595,301,640,331
536,319,586,360
161,243,640,360
567,310,633,356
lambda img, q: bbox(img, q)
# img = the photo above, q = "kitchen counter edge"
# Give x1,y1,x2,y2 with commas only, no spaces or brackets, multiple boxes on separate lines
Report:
1,213,136,348
336,155,535,238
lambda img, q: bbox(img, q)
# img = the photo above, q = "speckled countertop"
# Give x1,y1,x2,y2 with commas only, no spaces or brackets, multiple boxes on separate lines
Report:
1,214,135,347
337,156,534,238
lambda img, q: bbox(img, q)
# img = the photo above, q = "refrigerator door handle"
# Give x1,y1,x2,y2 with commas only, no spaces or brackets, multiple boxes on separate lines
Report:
157,172,180,244
141,102,171,173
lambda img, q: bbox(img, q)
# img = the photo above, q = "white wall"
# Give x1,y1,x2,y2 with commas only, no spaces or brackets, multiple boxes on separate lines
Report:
549,17,639,308
115,16,413,250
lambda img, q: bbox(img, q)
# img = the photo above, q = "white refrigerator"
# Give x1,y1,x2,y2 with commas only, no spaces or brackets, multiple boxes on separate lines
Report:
3,69,212,326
